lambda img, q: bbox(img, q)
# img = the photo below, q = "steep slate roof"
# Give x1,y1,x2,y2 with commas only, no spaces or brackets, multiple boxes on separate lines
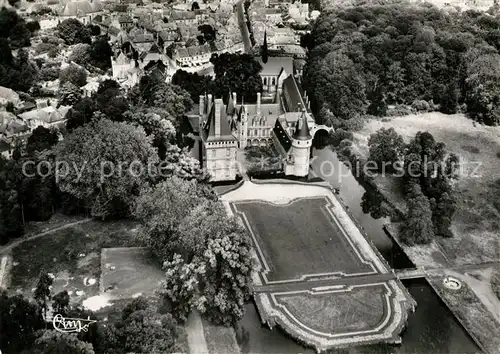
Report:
61,0,102,16
257,56,293,77
281,74,307,113
202,101,237,142
273,118,291,152
292,111,311,140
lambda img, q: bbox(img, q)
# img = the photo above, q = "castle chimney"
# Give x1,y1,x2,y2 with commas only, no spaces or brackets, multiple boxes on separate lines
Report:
199,95,205,116
207,94,213,111
297,102,301,112
232,92,237,106
257,92,261,116
214,98,223,136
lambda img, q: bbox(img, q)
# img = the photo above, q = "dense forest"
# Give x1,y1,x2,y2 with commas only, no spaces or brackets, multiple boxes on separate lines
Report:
303,4,500,126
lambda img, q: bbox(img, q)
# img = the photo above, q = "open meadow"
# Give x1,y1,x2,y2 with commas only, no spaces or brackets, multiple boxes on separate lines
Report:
353,113,500,266
5,219,142,302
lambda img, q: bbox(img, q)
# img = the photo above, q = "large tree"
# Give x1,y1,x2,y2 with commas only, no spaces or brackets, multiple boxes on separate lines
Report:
465,52,500,125
312,51,366,120
56,19,91,45
368,127,405,172
107,297,183,353
210,53,263,103
31,331,95,354
26,126,59,156
400,183,435,245
0,291,44,353
54,119,158,219
59,64,87,87
137,177,253,325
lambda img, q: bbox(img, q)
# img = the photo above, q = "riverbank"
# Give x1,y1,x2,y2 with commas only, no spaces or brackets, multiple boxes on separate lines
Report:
340,112,500,353
350,112,500,267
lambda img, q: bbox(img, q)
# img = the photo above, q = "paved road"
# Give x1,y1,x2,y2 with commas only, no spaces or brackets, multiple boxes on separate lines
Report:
236,0,253,54
0,218,92,255
186,311,209,354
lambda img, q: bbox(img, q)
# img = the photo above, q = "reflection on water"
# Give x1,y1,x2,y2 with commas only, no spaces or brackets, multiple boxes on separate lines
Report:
311,148,412,268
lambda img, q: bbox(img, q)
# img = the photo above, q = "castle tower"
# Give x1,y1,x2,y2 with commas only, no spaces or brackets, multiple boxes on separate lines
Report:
289,109,312,177
239,99,248,148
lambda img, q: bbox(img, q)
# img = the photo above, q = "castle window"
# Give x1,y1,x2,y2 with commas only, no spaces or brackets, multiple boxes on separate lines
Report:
272,77,276,86
263,77,267,86
226,148,231,157
212,150,216,157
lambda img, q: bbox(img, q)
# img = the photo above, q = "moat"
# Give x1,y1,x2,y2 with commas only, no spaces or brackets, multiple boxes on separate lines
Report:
233,148,481,353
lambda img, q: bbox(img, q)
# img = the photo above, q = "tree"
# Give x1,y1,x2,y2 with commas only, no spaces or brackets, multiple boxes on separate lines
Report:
65,98,96,131
400,183,435,245
59,64,87,87
26,127,59,157
368,127,404,172
68,43,91,65
158,201,253,325
440,81,459,114
52,290,70,316
9,22,31,48
171,70,212,101
261,30,268,64
135,177,207,261
31,330,95,354
0,291,44,353
34,271,53,320
108,297,183,353
210,53,263,102
89,37,112,69
55,119,158,219
57,19,91,45
312,51,366,120
86,24,100,36
57,82,82,106
465,53,500,125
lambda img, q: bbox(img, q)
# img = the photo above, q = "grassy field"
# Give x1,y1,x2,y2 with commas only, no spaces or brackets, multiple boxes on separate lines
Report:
353,113,500,266
232,197,374,281
8,220,142,301
428,275,500,354
275,285,387,333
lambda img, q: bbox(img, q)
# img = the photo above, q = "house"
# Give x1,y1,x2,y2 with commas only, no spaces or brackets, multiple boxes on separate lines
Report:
0,86,21,107
18,104,70,130
172,44,212,67
59,0,103,25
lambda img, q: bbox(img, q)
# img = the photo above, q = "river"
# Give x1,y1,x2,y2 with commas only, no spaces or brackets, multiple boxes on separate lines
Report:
235,147,481,353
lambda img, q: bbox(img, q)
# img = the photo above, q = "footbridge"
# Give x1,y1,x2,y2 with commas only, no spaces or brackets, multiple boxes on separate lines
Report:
395,268,427,280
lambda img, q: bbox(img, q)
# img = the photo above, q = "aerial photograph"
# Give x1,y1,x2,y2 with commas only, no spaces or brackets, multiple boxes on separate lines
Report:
0,0,499,352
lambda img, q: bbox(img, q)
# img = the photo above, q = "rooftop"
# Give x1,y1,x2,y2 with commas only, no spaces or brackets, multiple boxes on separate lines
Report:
257,56,294,77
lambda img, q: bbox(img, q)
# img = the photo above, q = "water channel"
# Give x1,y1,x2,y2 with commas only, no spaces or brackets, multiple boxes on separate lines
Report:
235,148,481,353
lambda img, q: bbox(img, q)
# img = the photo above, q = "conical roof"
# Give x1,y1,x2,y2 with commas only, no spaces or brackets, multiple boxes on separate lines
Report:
293,110,311,140
226,91,235,116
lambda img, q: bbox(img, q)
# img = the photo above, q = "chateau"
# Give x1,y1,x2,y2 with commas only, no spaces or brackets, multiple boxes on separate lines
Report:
194,70,331,181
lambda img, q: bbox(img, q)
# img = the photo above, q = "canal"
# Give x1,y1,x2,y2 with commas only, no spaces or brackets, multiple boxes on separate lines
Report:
235,147,481,353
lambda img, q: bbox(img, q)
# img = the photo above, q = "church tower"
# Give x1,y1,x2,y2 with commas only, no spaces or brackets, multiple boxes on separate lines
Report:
288,109,312,177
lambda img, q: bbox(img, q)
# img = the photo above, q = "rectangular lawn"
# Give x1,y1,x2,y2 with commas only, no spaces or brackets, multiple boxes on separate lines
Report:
100,247,165,299
232,197,375,282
